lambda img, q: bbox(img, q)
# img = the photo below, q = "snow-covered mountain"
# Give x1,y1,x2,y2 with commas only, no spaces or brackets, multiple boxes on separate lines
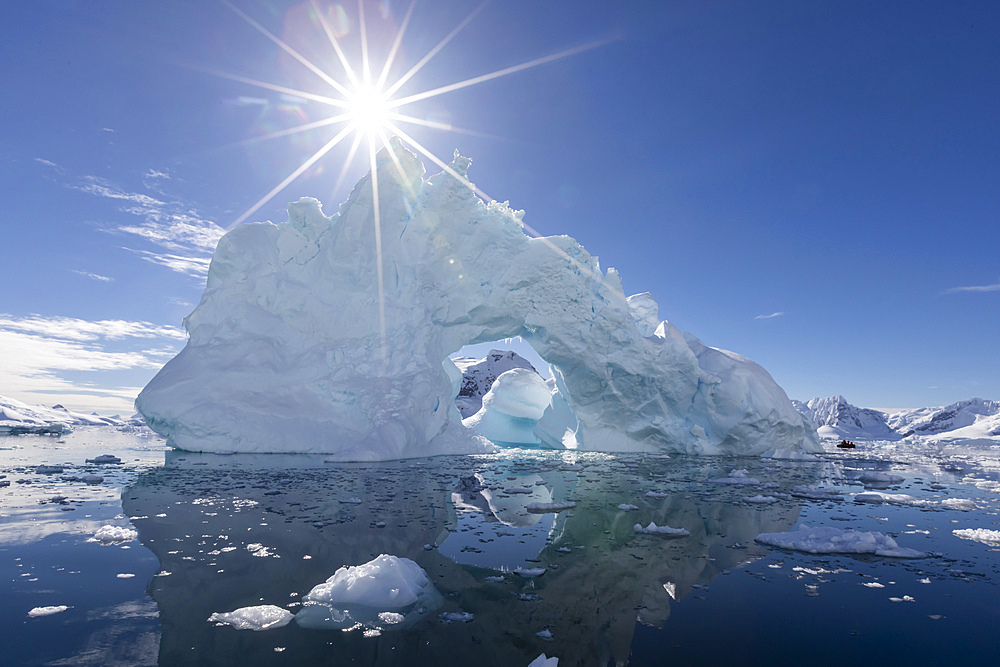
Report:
452,349,539,418
792,396,895,440
794,395,1000,442
0,395,142,435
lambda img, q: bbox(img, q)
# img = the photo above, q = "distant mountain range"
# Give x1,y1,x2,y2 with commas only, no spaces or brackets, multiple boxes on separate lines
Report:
0,395,142,435
793,395,1000,442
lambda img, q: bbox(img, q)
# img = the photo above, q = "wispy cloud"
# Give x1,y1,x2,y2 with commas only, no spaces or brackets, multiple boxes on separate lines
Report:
755,311,784,320
71,174,224,278
0,314,185,414
944,278,1000,294
70,270,114,283
34,157,60,168
0,314,186,343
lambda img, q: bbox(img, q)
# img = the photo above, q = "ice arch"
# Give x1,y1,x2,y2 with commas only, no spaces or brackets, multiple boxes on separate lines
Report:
137,141,818,459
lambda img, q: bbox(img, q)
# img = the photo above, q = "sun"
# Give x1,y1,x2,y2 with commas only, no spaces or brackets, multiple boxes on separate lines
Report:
211,0,608,357
345,81,392,138
214,0,606,229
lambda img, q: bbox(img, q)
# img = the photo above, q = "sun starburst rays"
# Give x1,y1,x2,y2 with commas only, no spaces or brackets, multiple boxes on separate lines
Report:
213,0,610,360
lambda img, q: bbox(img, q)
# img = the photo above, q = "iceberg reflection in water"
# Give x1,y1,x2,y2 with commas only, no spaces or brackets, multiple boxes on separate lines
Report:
123,450,808,665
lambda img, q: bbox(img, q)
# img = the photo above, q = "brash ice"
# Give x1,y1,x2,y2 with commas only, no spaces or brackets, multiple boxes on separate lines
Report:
136,143,819,459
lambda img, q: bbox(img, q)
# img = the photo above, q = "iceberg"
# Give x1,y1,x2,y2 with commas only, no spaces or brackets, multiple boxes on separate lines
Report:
136,142,818,458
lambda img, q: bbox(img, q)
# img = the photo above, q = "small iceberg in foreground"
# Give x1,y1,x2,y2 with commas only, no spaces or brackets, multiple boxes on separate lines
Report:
755,525,928,558
295,554,442,631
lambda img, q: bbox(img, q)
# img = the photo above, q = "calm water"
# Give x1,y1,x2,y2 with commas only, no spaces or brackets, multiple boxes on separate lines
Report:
3,430,999,666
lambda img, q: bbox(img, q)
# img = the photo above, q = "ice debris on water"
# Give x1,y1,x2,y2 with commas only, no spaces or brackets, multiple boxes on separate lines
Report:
617,504,639,511
28,605,68,617
536,628,553,639
528,654,559,667
709,469,760,485
791,485,843,500
755,525,928,558
645,491,669,498
952,528,1000,546
634,522,689,537
86,454,122,464
744,495,779,504
515,567,546,578
208,604,294,631
90,525,138,544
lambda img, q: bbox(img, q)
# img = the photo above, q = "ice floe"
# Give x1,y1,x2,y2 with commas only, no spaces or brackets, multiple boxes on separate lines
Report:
633,522,689,537
755,525,928,558
208,604,294,631
90,525,138,544
295,554,442,631
28,605,68,617
952,528,1000,546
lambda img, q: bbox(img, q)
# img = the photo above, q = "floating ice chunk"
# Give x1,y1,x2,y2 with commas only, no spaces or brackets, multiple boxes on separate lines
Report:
744,495,779,504
116,573,135,579
506,488,534,494
528,654,559,667
86,454,122,464
378,611,405,624
484,575,505,582
28,605,68,617
525,501,576,513
208,605,294,631
755,525,928,558
90,525,138,544
889,595,915,603
536,628,553,639
439,611,474,623
339,498,362,504
854,492,926,506
645,491,669,498
953,528,1000,546
246,543,277,558
514,567,546,578
761,449,819,461
36,465,64,474
81,474,103,485
709,469,760,485
633,522,689,537
617,504,639,511
862,582,885,588
296,554,442,631
941,498,976,511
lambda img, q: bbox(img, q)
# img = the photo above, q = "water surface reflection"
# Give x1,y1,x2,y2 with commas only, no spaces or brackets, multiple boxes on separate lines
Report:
124,451,818,666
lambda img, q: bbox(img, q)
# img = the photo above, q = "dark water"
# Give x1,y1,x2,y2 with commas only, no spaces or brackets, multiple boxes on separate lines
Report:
3,431,999,666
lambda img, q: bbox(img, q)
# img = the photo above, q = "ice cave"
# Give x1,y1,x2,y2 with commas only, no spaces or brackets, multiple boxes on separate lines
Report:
136,141,819,459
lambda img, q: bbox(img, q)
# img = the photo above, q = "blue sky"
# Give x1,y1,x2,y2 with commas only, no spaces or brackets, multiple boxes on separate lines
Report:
1,0,998,414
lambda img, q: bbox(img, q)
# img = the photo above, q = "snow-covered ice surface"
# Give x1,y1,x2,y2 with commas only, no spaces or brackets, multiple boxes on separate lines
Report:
136,146,818,458
5,427,1000,665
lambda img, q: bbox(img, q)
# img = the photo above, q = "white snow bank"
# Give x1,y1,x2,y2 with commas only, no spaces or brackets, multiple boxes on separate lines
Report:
135,143,818,458
90,525,138,544
28,605,68,617
755,525,927,558
634,522,689,537
208,605,293,631
952,528,1000,546
295,554,442,630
